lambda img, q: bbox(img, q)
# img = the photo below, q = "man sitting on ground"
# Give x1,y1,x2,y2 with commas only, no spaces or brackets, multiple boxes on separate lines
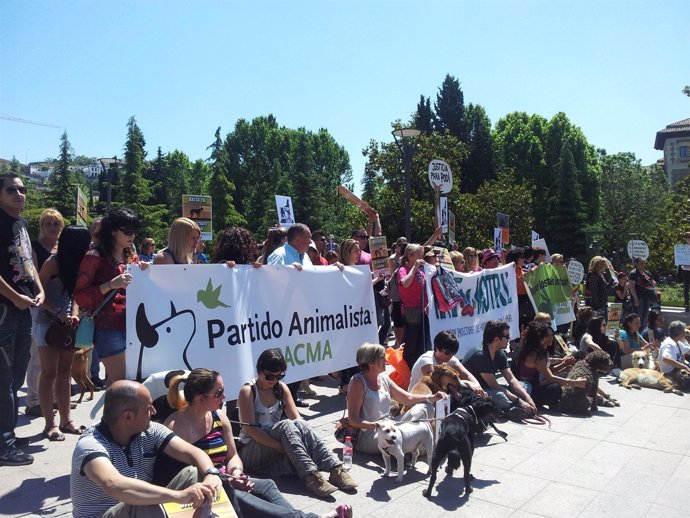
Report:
408,331,486,397
70,380,224,518
659,320,690,386
463,320,538,414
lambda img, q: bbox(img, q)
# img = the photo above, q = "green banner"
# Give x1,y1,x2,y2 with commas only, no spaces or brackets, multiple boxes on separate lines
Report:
522,264,575,326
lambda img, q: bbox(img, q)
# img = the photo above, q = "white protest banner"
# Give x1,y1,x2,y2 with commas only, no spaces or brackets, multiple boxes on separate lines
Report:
531,230,540,243
426,263,519,359
674,245,690,266
126,265,377,398
493,228,502,252
531,237,551,263
448,210,456,246
275,195,295,227
437,196,448,233
567,260,585,285
428,159,453,193
627,239,649,260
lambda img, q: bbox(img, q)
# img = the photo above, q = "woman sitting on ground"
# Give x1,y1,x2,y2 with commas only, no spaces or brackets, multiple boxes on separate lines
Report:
237,348,357,499
163,368,352,518
346,343,448,455
514,321,586,410
154,217,200,265
617,312,650,369
644,309,666,350
579,314,620,365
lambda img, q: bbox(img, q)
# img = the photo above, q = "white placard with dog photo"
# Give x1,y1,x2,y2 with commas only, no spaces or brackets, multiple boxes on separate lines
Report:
275,195,295,227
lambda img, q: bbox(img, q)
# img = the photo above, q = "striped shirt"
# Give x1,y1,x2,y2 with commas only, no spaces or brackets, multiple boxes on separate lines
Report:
70,421,175,518
195,411,227,466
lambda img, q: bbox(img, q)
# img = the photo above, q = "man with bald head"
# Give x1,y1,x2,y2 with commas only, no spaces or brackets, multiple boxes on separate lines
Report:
70,380,225,518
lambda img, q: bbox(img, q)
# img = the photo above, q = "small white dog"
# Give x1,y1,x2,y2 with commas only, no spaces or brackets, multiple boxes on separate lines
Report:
375,419,434,482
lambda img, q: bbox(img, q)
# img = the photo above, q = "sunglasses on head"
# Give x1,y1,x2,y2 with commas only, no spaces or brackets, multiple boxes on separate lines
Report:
5,186,27,195
205,387,225,399
263,371,285,381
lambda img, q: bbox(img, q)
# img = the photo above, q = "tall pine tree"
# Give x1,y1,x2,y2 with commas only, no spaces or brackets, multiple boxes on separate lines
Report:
413,95,436,134
462,103,495,193
46,130,78,220
434,74,467,141
547,139,586,259
207,127,245,232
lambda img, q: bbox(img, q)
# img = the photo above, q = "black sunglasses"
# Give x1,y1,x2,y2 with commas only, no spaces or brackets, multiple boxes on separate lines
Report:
355,235,369,240
263,371,286,381
5,186,27,195
119,228,137,236
204,387,225,399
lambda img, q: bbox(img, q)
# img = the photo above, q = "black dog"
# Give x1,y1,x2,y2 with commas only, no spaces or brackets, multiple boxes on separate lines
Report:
423,397,499,498
560,350,613,415
452,389,508,441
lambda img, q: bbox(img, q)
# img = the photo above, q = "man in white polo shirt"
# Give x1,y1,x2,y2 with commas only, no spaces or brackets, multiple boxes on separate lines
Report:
658,320,690,386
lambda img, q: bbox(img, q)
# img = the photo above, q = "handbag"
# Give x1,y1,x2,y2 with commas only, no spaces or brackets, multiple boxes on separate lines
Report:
45,316,76,350
75,289,118,349
334,408,358,445
431,265,463,312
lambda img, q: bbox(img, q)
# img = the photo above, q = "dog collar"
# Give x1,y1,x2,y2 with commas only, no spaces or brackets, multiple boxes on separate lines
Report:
452,407,476,425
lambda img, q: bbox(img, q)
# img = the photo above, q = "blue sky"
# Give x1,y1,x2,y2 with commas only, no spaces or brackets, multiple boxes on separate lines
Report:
1,0,688,192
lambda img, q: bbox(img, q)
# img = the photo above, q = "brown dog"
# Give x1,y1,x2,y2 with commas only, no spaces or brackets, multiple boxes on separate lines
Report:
402,364,462,414
619,368,683,395
71,347,95,403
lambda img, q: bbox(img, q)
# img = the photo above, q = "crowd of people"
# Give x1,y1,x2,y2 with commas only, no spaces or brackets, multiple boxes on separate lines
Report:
2,172,690,517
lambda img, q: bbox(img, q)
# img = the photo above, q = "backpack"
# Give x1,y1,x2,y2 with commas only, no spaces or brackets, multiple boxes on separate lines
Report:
387,267,402,302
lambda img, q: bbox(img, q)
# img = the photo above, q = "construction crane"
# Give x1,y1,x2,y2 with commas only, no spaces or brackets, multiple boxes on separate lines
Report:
0,114,60,129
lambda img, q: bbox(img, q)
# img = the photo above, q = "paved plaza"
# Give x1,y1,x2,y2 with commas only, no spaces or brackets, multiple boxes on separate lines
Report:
3,360,690,518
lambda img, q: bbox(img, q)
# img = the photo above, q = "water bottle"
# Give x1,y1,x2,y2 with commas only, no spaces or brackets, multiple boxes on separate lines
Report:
343,436,353,470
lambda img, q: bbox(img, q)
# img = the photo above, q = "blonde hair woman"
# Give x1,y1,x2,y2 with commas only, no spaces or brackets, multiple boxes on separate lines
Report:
462,247,481,273
154,217,200,265
585,255,614,315
339,239,359,266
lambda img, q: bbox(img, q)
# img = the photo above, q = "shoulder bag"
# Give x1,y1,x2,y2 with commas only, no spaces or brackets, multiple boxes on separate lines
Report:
75,289,118,349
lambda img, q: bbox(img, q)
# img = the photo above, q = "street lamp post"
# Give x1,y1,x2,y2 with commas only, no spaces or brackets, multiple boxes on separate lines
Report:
98,157,121,210
392,128,421,241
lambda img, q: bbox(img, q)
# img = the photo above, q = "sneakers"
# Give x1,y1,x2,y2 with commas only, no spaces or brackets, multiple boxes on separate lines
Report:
14,437,30,448
305,471,338,498
0,447,34,466
329,465,357,491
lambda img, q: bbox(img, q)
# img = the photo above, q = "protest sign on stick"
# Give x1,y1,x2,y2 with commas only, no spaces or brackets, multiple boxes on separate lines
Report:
428,159,453,193
437,196,448,233
183,194,213,240
369,236,390,276
275,195,295,227
337,185,375,216
674,244,690,266
497,213,510,244
606,303,623,336
627,239,649,260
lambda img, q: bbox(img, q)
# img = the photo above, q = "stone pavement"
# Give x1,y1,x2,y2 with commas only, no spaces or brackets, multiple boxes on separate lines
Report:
3,370,690,518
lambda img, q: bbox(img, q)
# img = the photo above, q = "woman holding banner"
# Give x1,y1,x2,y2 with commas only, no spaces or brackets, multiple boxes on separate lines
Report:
398,244,429,369
462,247,481,273
154,217,200,265
75,207,144,385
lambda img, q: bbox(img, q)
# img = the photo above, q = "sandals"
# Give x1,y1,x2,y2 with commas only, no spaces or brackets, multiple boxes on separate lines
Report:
43,427,65,442
59,421,86,435
336,504,353,518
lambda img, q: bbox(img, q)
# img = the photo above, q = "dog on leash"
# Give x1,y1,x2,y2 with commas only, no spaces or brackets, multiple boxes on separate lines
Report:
619,368,684,395
375,419,434,482
402,364,463,416
560,350,613,415
71,347,95,403
423,397,499,498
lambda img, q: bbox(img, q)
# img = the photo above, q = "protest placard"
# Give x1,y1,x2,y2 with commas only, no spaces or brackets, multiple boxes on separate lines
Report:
437,196,448,233
497,213,510,243
606,303,623,336
674,244,690,266
369,236,390,276
494,228,502,252
163,488,238,518
428,159,452,193
75,187,88,227
182,194,213,240
567,260,585,285
127,265,377,397
275,195,295,227
337,185,375,215
523,264,575,327
531,237,552,262
627,239,649,260
448,210,456,245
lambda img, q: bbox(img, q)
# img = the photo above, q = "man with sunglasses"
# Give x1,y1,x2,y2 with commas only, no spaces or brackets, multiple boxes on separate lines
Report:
463,320,537,414
0,174,45,466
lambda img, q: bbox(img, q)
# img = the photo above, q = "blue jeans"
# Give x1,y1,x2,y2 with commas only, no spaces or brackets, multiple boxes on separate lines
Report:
0,303,32,452
634,297,651,329
236,478,319,518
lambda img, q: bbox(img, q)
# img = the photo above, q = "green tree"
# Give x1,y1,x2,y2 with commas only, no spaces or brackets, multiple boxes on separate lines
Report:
434,74,467,141
189,159,210,195
462,103,495,193
45,130,78,220
547,139,586,259
143,147,168,207
413,95,436,134
208,127,245,232
164,150,192,215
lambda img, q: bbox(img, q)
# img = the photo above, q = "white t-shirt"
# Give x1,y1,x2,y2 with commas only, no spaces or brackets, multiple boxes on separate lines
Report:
659,336,690,375
408,350,463,391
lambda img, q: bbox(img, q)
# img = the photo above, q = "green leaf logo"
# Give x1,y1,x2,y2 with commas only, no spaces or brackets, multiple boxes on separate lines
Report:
197,278,231,309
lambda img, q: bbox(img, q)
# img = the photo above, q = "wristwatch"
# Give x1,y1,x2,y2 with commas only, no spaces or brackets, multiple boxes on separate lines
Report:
204,467,222,477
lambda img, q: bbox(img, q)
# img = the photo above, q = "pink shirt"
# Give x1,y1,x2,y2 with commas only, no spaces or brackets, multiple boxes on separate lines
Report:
398,265,425,309
356,250,372,267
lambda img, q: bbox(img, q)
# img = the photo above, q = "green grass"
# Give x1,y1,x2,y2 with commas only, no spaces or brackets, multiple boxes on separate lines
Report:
658,283,685,308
